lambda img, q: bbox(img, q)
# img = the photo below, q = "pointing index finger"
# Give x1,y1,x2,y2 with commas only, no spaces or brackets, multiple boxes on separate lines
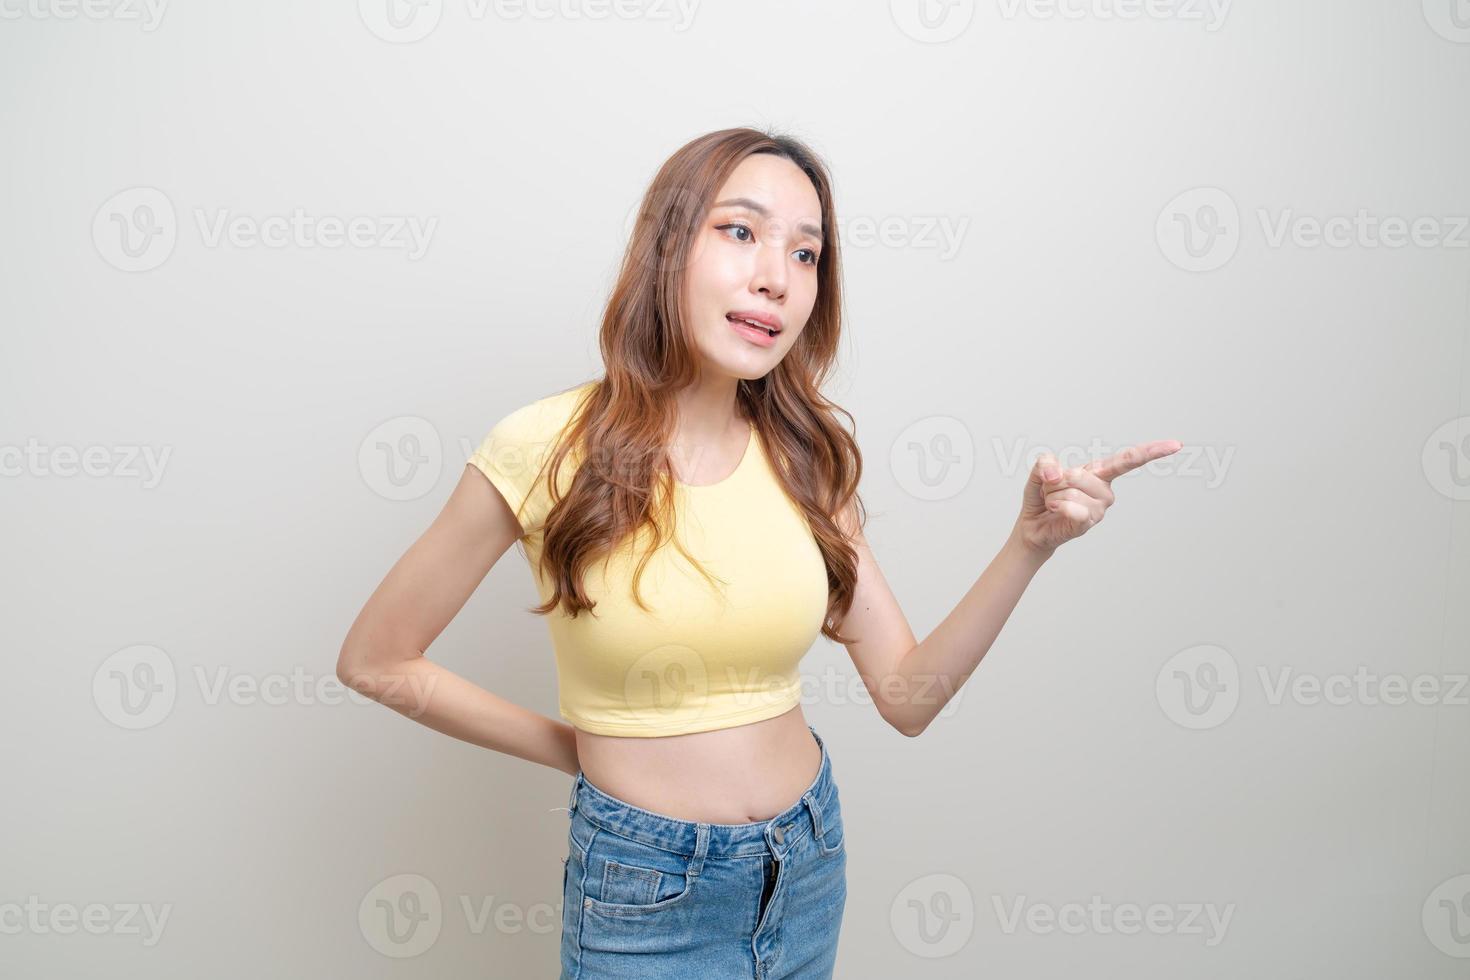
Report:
1085,440,1182,482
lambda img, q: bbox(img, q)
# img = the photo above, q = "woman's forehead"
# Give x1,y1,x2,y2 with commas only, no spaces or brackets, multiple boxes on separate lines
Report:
713,159,823,227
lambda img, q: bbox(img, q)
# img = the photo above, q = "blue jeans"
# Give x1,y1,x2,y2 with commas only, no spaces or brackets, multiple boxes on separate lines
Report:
560,725,848,979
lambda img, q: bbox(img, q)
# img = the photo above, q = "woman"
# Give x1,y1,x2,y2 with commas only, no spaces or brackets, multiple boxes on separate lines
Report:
337,127,1180,978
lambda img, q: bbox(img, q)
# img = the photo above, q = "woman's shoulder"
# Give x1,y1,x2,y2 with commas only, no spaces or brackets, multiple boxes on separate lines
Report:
492,378,600,441
538,377,601,413
468,378,600,536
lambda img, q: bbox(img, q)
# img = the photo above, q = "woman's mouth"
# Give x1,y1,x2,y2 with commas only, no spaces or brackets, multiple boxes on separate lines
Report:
727,313,780,347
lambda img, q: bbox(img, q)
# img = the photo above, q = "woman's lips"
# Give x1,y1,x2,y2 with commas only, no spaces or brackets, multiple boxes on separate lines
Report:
727,314,778,347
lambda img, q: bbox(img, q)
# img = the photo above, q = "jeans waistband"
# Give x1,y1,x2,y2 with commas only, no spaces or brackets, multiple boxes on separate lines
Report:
566,725,836,866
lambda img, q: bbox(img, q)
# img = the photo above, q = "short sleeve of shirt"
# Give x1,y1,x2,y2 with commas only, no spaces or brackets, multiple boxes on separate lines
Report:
467,384,591,537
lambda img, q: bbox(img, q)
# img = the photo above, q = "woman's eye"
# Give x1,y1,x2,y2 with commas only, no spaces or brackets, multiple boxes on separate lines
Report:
717,223,818,266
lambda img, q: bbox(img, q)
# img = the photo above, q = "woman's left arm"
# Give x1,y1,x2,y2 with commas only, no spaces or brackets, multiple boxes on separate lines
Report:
837,440,1181,737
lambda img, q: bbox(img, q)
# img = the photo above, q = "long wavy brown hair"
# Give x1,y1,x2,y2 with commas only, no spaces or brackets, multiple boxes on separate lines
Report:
523,126,866,645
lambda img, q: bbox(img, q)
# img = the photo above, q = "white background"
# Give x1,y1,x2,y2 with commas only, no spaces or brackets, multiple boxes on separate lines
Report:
2,0,1468,976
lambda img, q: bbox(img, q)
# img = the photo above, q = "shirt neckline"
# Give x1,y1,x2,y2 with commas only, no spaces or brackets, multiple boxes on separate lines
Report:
675,423,757,491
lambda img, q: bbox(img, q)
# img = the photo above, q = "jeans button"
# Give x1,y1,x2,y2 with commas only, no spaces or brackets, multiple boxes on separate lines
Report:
773,825,786,845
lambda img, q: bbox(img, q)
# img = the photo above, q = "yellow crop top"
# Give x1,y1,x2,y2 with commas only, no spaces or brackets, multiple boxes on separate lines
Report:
467,380,831,737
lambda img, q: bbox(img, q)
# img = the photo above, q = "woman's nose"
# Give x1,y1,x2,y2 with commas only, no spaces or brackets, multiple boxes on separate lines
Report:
750,245,787,300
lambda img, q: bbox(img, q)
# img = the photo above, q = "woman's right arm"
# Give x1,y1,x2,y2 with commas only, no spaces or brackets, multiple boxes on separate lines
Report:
334,463,580,776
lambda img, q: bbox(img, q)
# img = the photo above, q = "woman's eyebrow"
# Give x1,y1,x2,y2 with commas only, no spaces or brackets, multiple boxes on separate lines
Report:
713,197,823,242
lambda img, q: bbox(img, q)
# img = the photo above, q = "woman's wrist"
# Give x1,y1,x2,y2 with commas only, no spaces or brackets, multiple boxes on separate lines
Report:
1007,520,1056,568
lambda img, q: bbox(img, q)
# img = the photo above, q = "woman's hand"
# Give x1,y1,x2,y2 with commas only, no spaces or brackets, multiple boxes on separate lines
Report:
1014,440,1182,558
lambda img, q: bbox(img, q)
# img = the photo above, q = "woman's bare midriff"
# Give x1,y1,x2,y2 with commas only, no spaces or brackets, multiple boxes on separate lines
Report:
571,704,822,824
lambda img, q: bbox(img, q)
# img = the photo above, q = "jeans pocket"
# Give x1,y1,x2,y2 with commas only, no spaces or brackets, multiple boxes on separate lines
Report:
581,827,696,917
602,860,662,906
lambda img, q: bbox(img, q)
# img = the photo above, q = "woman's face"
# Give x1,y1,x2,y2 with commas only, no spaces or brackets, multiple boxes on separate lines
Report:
680,153,823,380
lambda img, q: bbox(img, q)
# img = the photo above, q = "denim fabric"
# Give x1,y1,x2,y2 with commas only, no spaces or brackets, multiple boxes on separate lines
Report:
559,725,847,979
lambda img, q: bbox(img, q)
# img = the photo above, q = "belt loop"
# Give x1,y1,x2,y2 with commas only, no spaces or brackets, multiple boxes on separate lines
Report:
687,823,710,878
804,790,826,844
567,773,580,814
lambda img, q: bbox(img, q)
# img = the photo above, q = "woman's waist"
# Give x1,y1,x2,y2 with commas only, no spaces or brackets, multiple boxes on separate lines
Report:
572,707,826,824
